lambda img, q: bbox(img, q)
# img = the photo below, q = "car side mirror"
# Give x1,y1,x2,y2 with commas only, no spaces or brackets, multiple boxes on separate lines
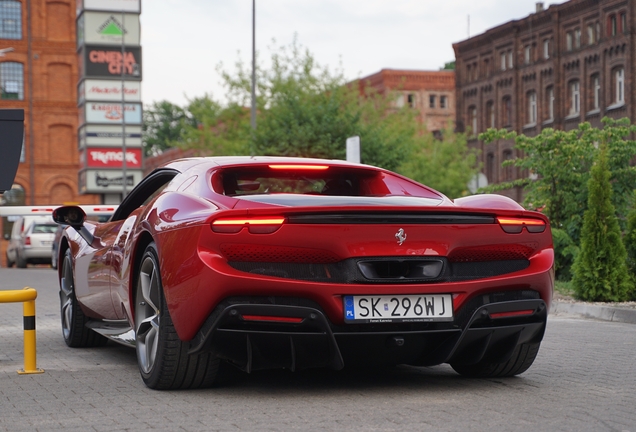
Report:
53,206,86,229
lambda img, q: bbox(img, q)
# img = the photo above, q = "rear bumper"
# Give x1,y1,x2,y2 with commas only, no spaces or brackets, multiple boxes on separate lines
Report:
188,297,547,372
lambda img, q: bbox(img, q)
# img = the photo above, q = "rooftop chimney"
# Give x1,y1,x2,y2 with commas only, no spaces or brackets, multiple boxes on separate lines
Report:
536,2,544,12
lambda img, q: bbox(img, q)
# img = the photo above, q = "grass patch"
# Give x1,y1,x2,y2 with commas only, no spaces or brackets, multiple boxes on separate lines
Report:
555,280,575,297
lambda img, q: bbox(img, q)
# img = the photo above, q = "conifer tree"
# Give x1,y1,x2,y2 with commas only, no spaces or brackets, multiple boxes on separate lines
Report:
571,144,634,301
624,191,636,286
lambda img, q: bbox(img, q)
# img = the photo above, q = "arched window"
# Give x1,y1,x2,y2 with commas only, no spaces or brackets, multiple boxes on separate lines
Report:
545,86,555,121
1,61,24,100
468,106,477,136
502,96,512,127
568,80,580,116
527,91,537,125
614,67,625,105
590,74,600,110
0,1,21,39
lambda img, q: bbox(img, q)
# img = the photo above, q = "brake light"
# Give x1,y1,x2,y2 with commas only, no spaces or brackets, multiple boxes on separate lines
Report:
490,309,534,319
268,164,329,170
496,217,546,234
242,315,303,323
24,236,31,246
212,217,285,234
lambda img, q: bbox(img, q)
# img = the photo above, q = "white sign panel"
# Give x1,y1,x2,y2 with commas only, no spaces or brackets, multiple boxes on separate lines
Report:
79,169,144,193
78,11,141,47
78,0,141,15
79,79,141,103
83,102,142,125
79,124,142,149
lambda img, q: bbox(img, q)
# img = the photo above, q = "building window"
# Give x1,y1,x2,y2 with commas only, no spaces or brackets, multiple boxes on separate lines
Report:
507,50,513,69
527,91,537,125
486,153,495,182
596,21,601,42
591,74,600,110
429,95,436,108
440,95,447,109
466,64,471,82
574,28,581,48
486,101,495,129
468,106,477,136
609,15,617,36
0,1,21,40
0,61,23,100
587,24,595,45
395,94,405,108
524,45,531,65
503,149,514,181
569,80,580,116
543,39,550,59
502,96,512,127
546,86,554,121
566,32,573,51
407,93,416,108
614,67,625,104
620,13,627,34
500,52,506,71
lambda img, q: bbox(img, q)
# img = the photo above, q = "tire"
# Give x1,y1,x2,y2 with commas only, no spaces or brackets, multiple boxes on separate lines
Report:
59,249,108,348
16,252,27,268
6,253,14,268
451,342,541,378
134,242,220,390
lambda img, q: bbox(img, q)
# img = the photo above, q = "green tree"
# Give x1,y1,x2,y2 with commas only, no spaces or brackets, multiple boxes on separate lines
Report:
624,191,636,284
215,37,416,171
142,100,196,156
571,144,633,301
480,118,636,280
398,125,479,198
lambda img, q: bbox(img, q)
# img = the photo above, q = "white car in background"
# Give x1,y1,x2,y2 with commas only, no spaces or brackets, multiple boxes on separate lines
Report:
14,220,58,268
5,215,54,268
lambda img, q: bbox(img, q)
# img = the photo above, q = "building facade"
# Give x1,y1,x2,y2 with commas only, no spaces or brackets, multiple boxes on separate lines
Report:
359,69,456,135
453,0,633,201
0,0,99,208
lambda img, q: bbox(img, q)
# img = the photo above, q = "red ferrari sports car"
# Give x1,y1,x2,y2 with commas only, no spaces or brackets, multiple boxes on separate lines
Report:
53,156,553,390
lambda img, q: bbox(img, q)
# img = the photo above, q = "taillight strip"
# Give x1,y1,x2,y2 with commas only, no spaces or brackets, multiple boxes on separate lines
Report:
490,309,535,319
268,164,329,170
242,315,303,323
496,217,546,233
212,217,285,234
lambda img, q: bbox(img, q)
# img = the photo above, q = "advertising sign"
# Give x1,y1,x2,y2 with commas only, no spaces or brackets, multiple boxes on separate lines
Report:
80,45,142,80
79,169,143,193
79,124,142,148
77,0,141,15
79,79,141,104
81,147,143,169
82,102,142,125
77,11,141,47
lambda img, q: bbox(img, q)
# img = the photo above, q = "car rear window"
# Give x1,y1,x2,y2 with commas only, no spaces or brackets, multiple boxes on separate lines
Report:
214,165,441,199
32,224,58,234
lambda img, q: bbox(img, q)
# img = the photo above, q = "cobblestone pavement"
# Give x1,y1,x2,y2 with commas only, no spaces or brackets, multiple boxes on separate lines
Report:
1,268,635,432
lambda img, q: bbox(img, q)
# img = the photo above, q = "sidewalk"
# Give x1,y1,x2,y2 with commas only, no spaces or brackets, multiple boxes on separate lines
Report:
551,294,636,324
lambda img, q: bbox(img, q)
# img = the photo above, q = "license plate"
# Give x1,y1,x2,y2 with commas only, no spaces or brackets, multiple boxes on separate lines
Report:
344,294,453,323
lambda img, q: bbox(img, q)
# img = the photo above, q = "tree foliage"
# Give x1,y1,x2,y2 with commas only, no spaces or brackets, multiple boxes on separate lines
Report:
571,144,634,301
398,125,479,198
142,100,197,156
480,118,636,280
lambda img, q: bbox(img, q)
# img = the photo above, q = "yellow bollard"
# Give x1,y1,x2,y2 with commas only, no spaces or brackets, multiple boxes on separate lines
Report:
0,287,44,375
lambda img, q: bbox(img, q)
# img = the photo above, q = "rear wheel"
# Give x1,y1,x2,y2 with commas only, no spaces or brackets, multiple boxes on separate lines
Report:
451,342,541,378
59,249,108,347
16,252,27,268
135,242,219,390
6,253,14,268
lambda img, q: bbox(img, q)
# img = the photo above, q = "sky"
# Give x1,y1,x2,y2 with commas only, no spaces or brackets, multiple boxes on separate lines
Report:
140,0,566,107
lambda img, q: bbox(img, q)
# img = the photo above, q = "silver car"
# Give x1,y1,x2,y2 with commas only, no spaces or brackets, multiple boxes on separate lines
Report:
15,221,58,267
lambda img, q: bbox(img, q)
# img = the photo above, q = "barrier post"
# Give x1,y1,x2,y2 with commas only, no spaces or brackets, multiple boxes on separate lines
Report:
0,287,44,374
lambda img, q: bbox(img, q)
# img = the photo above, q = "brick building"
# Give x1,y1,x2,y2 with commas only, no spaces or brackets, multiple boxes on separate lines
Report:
0,0,99,207
453,0,633,201
359,69,456,135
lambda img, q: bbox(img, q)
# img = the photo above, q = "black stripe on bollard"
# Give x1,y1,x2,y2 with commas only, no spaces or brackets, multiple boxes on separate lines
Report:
23,316,35,331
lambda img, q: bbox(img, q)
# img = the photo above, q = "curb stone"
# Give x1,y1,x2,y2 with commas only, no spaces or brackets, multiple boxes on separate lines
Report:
551,300,636,324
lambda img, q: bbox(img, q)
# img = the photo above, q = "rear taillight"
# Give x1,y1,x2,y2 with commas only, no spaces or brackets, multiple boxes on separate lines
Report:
268,164,329,170
496,217,546,234
212,217,285,234
24,236,31,246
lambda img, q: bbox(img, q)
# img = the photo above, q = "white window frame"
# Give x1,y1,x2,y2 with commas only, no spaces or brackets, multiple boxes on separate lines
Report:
543,39,550,59
593,75,600,110
507,51,513,69
524,46,531,64
500,52,506,71
570,81,580,115
587,24,594,45
566,32,573,51
547,87,555,121
615,68,625,104
527,91,537,124
574,28,581,48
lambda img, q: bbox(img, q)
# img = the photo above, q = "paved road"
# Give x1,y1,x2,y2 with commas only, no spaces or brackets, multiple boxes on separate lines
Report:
1,268,635,432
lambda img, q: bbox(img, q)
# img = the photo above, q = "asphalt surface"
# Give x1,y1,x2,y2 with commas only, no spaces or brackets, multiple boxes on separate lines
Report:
1,268,635,431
